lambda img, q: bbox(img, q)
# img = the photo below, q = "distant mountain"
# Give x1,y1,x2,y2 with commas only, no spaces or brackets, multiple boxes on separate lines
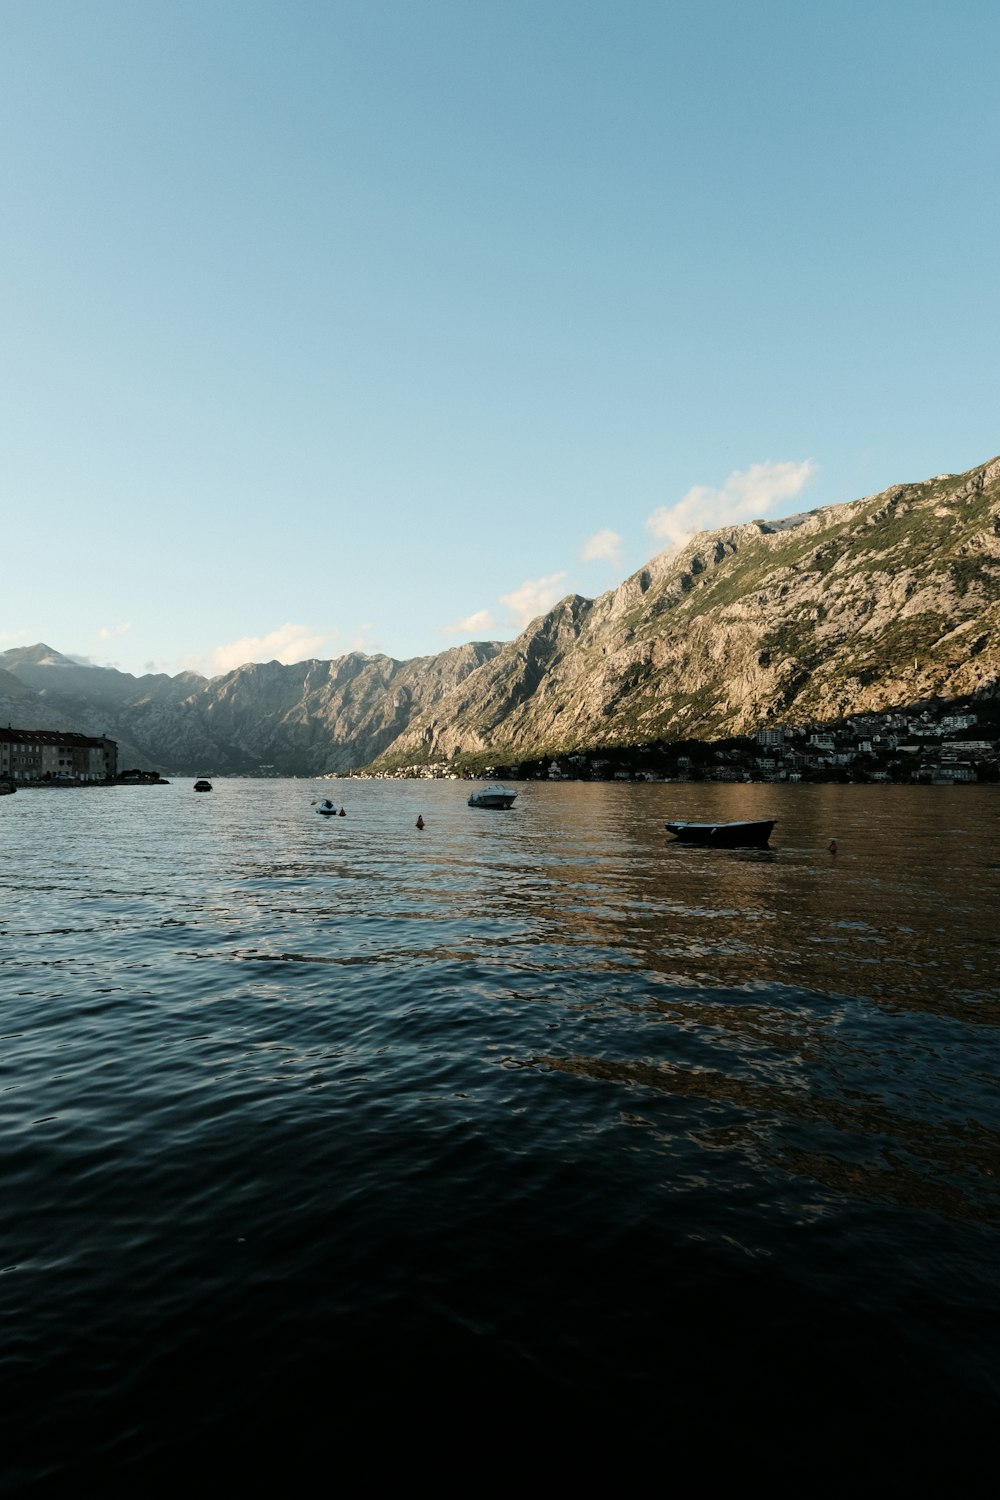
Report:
0,644,202,709
0,645,210,769
0,664,65,727
0,641,503,775
5,454,998,774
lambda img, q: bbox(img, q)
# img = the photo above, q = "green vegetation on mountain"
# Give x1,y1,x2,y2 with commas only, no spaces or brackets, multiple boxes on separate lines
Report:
3,455,998,775
369,454,1000,769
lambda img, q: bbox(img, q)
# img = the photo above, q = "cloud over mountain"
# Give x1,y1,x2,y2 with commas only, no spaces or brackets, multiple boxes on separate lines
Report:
647,460,817,551
581,529,622,568
500,573,569,629
189,624,335,677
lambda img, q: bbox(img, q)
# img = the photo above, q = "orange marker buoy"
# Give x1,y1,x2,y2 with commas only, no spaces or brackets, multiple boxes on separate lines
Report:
338,807,346,817
828,838,838,854
416,815,425,829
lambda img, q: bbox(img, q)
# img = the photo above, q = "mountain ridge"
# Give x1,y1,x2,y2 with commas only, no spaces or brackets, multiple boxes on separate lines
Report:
371,454,1000,766
4,453,998,774
1,639,505,774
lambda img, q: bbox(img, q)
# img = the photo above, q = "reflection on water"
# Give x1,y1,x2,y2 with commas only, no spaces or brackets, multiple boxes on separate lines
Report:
0,778,998,1487
529,1040,998,1226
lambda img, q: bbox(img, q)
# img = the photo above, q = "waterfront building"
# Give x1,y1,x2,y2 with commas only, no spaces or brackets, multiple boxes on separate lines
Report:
0,728,118,783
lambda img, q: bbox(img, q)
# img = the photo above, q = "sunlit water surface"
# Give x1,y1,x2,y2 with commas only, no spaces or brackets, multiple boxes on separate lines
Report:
2,780,997,1489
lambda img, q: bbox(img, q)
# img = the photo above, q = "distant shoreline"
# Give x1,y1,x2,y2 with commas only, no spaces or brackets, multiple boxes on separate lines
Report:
8,780,168,790
5,775,996,792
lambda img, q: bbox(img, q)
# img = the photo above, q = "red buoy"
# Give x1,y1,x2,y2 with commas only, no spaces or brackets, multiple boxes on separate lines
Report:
416,815,425,829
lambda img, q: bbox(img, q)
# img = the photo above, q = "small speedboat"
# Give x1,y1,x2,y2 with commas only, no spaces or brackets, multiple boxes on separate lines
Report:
316,799,337,816
0,779,15,796
193,779,213,792
665,819,775,848
467,784,517,809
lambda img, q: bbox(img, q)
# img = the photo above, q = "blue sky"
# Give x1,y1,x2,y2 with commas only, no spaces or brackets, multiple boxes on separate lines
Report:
2,0,998,679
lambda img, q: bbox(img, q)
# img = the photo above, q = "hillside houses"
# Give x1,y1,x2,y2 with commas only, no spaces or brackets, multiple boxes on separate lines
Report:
503,706,1000,785
322,701,1000,785
690,711,996,783
766,711,997,783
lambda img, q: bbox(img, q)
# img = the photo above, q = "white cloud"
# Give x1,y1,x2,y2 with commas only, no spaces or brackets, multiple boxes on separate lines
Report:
349,624,379,655
442,608,497,637
188,624,334,677
97,623,132,641
500,572,568,630
581,528,622,568
442,572,571,642
646,459,817,550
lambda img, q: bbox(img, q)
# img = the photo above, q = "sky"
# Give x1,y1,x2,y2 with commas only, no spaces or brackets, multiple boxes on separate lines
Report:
2,0,998,680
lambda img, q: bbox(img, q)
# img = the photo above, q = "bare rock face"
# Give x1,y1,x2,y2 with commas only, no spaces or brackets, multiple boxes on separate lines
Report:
173,643,503,772
0,666,76,734
4,456,998,773
0,641,504,775
373,455,1000,765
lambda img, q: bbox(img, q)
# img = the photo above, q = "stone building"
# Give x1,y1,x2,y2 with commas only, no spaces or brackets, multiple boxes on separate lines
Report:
0,728,118,783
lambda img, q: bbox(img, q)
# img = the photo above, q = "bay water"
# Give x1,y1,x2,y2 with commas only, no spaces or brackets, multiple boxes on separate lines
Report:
2,780,997,1489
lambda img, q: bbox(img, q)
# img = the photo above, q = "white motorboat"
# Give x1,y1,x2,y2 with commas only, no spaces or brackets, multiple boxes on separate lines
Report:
316,799,337,816
467,784,517,809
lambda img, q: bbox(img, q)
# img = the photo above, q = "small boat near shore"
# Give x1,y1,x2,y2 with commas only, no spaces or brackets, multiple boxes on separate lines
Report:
0,779,15,796
193,779,213,793
467,784,517,810
665,818,775,848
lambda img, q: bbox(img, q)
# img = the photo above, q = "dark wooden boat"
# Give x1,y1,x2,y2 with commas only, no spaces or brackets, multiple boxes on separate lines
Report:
665,819,775,848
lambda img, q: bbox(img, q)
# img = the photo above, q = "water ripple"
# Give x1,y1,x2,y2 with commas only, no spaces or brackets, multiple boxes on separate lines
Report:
1,778,997,1487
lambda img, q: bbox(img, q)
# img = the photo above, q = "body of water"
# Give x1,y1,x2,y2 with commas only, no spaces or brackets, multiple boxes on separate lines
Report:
2,779,997,1490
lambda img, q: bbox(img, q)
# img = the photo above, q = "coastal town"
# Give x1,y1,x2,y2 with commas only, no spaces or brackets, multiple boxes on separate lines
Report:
354,703,1000,786
0,728,118,786
0,729,165,788
4,700,998,789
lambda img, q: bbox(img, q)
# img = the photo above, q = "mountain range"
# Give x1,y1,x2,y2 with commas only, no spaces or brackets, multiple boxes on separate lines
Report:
4,454,998,776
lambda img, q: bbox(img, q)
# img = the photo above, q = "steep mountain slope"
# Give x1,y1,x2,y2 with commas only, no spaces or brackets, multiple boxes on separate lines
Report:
0,646,207,767
373,456,1000,765
1,644,202,709
6,455,998,774
0,666,77,735
161,643,504,773
0,641,503,774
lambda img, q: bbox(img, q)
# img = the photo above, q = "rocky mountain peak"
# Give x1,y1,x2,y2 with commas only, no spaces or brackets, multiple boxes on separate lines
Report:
4,454,997,774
